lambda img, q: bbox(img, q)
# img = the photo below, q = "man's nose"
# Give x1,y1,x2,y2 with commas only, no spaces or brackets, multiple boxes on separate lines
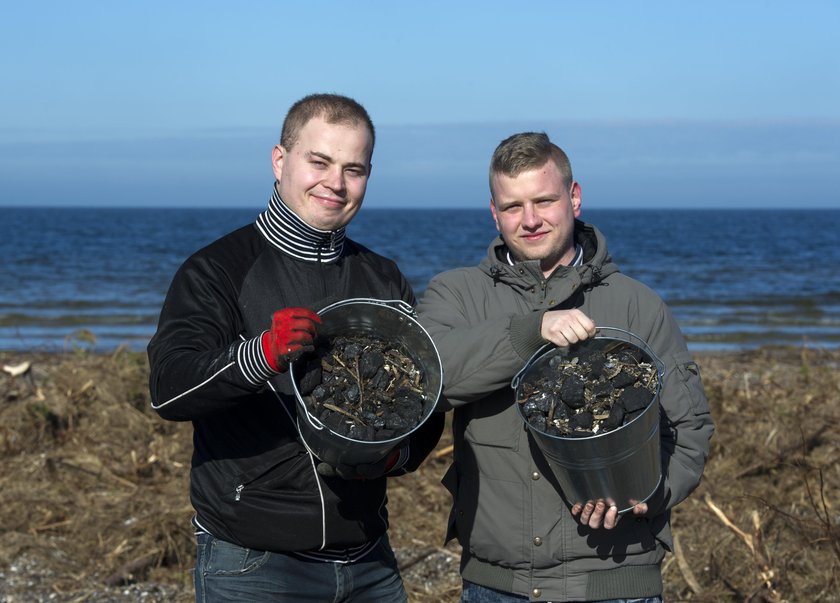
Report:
323,167,346,193
521,203,541,228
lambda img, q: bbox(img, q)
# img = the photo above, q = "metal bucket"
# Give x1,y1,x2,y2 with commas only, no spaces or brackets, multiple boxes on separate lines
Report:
290,298,443,467
511,327,664,513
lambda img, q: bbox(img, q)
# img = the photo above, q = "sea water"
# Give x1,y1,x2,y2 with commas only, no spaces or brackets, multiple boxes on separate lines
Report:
1,207,838,352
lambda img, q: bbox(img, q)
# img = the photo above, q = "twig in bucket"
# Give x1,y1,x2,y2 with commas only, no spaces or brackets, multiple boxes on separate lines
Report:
602,340,625,355
322,403,367,425
354,355,365,409
332,351,366,409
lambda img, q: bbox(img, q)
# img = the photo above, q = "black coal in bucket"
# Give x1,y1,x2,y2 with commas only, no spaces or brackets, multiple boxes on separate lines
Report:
290,299,443,467
512,327,664,513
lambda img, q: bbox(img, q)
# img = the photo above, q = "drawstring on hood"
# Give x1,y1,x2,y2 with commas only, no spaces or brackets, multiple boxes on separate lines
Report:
489,265,504,286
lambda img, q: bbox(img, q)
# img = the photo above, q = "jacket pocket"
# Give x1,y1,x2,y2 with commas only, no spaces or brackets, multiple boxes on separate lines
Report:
564,513,661,561
232,447,313,503
461,473,528,567
462,398,521,452
674,350,710,416
223,451,328,551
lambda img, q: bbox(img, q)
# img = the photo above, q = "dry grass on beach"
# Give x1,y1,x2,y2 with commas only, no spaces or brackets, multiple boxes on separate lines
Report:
1,345,838,602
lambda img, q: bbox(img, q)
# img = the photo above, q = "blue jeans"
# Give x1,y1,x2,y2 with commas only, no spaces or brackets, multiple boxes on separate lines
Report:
461,581,663,603
194,532,407,602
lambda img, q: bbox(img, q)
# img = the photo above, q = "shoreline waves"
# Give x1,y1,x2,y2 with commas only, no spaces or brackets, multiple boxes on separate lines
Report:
2,207,839,352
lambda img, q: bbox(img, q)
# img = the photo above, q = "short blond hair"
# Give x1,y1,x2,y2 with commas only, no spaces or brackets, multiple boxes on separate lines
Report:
280,93,375,159
489,132,573,196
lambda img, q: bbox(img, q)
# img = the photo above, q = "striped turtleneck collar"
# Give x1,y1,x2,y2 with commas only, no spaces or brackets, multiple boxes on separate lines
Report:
255,188,346,262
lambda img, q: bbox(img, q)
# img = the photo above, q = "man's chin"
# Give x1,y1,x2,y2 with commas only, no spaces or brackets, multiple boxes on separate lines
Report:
513,246,549,263
314,213,356,232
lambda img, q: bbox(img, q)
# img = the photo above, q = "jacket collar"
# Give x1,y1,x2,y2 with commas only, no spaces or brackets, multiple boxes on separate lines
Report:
503,244,583,268
255,187,346,262
483,220,619,286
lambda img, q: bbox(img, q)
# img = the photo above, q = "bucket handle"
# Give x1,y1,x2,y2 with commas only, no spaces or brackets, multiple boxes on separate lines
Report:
511,343,555,391
318,297,416,318
510,326,665,391
302,406,327,432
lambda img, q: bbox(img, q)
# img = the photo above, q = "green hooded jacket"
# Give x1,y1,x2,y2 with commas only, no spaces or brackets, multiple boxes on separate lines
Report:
417,221,714,602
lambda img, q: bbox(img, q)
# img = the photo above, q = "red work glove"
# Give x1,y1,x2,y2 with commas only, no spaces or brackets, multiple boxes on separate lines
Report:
261,308,322,372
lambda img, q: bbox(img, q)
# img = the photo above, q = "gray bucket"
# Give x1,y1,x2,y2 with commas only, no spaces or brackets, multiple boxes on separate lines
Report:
290,298,443,467
511,327,664,513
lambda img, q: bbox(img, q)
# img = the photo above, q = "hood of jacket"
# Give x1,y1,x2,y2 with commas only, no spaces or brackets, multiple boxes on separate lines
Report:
479,219,620,290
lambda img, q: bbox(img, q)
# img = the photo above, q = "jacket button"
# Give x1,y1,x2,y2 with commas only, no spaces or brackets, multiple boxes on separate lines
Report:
533,536,542,546
532,588,542,597
531,471,540,480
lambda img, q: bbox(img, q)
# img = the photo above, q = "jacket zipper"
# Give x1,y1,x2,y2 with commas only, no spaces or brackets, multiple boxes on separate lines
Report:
317,245,327,297
235,484,244,501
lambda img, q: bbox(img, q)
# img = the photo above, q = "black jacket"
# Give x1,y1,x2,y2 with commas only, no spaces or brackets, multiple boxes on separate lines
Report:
148,195,443,553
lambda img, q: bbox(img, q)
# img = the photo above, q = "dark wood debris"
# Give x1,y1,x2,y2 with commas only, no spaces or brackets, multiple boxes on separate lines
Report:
296,333,429,441
518,344,659,438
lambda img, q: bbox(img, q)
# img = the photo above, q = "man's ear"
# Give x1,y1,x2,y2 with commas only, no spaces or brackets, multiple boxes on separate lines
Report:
489,198,501,232
570,181,582,218
271,145,286,181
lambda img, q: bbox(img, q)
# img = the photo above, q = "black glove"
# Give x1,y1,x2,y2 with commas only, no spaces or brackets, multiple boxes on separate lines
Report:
316,447,405,480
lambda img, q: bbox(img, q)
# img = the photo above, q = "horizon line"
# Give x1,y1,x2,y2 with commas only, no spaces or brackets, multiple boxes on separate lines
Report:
2,204,838,211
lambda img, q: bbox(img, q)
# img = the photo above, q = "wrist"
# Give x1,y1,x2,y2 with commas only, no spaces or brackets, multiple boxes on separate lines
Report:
236,336,280,387
261,331,286,373
384,445,409,473
510,311,547,359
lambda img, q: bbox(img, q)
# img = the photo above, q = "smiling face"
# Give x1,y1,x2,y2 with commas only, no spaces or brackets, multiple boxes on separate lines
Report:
271,116,373,231
490,159,582,277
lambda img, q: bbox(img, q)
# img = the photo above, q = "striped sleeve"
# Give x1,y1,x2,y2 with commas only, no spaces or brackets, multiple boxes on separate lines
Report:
237,332,280,386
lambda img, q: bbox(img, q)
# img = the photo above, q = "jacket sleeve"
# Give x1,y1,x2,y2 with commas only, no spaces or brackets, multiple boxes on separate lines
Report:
393,280,447,473
389,410,445,475
147,254,278,422
634,300,715,516
416,272,545,409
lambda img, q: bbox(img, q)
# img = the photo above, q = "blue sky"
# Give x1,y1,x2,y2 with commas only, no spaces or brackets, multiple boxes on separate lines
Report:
1,1,838,209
